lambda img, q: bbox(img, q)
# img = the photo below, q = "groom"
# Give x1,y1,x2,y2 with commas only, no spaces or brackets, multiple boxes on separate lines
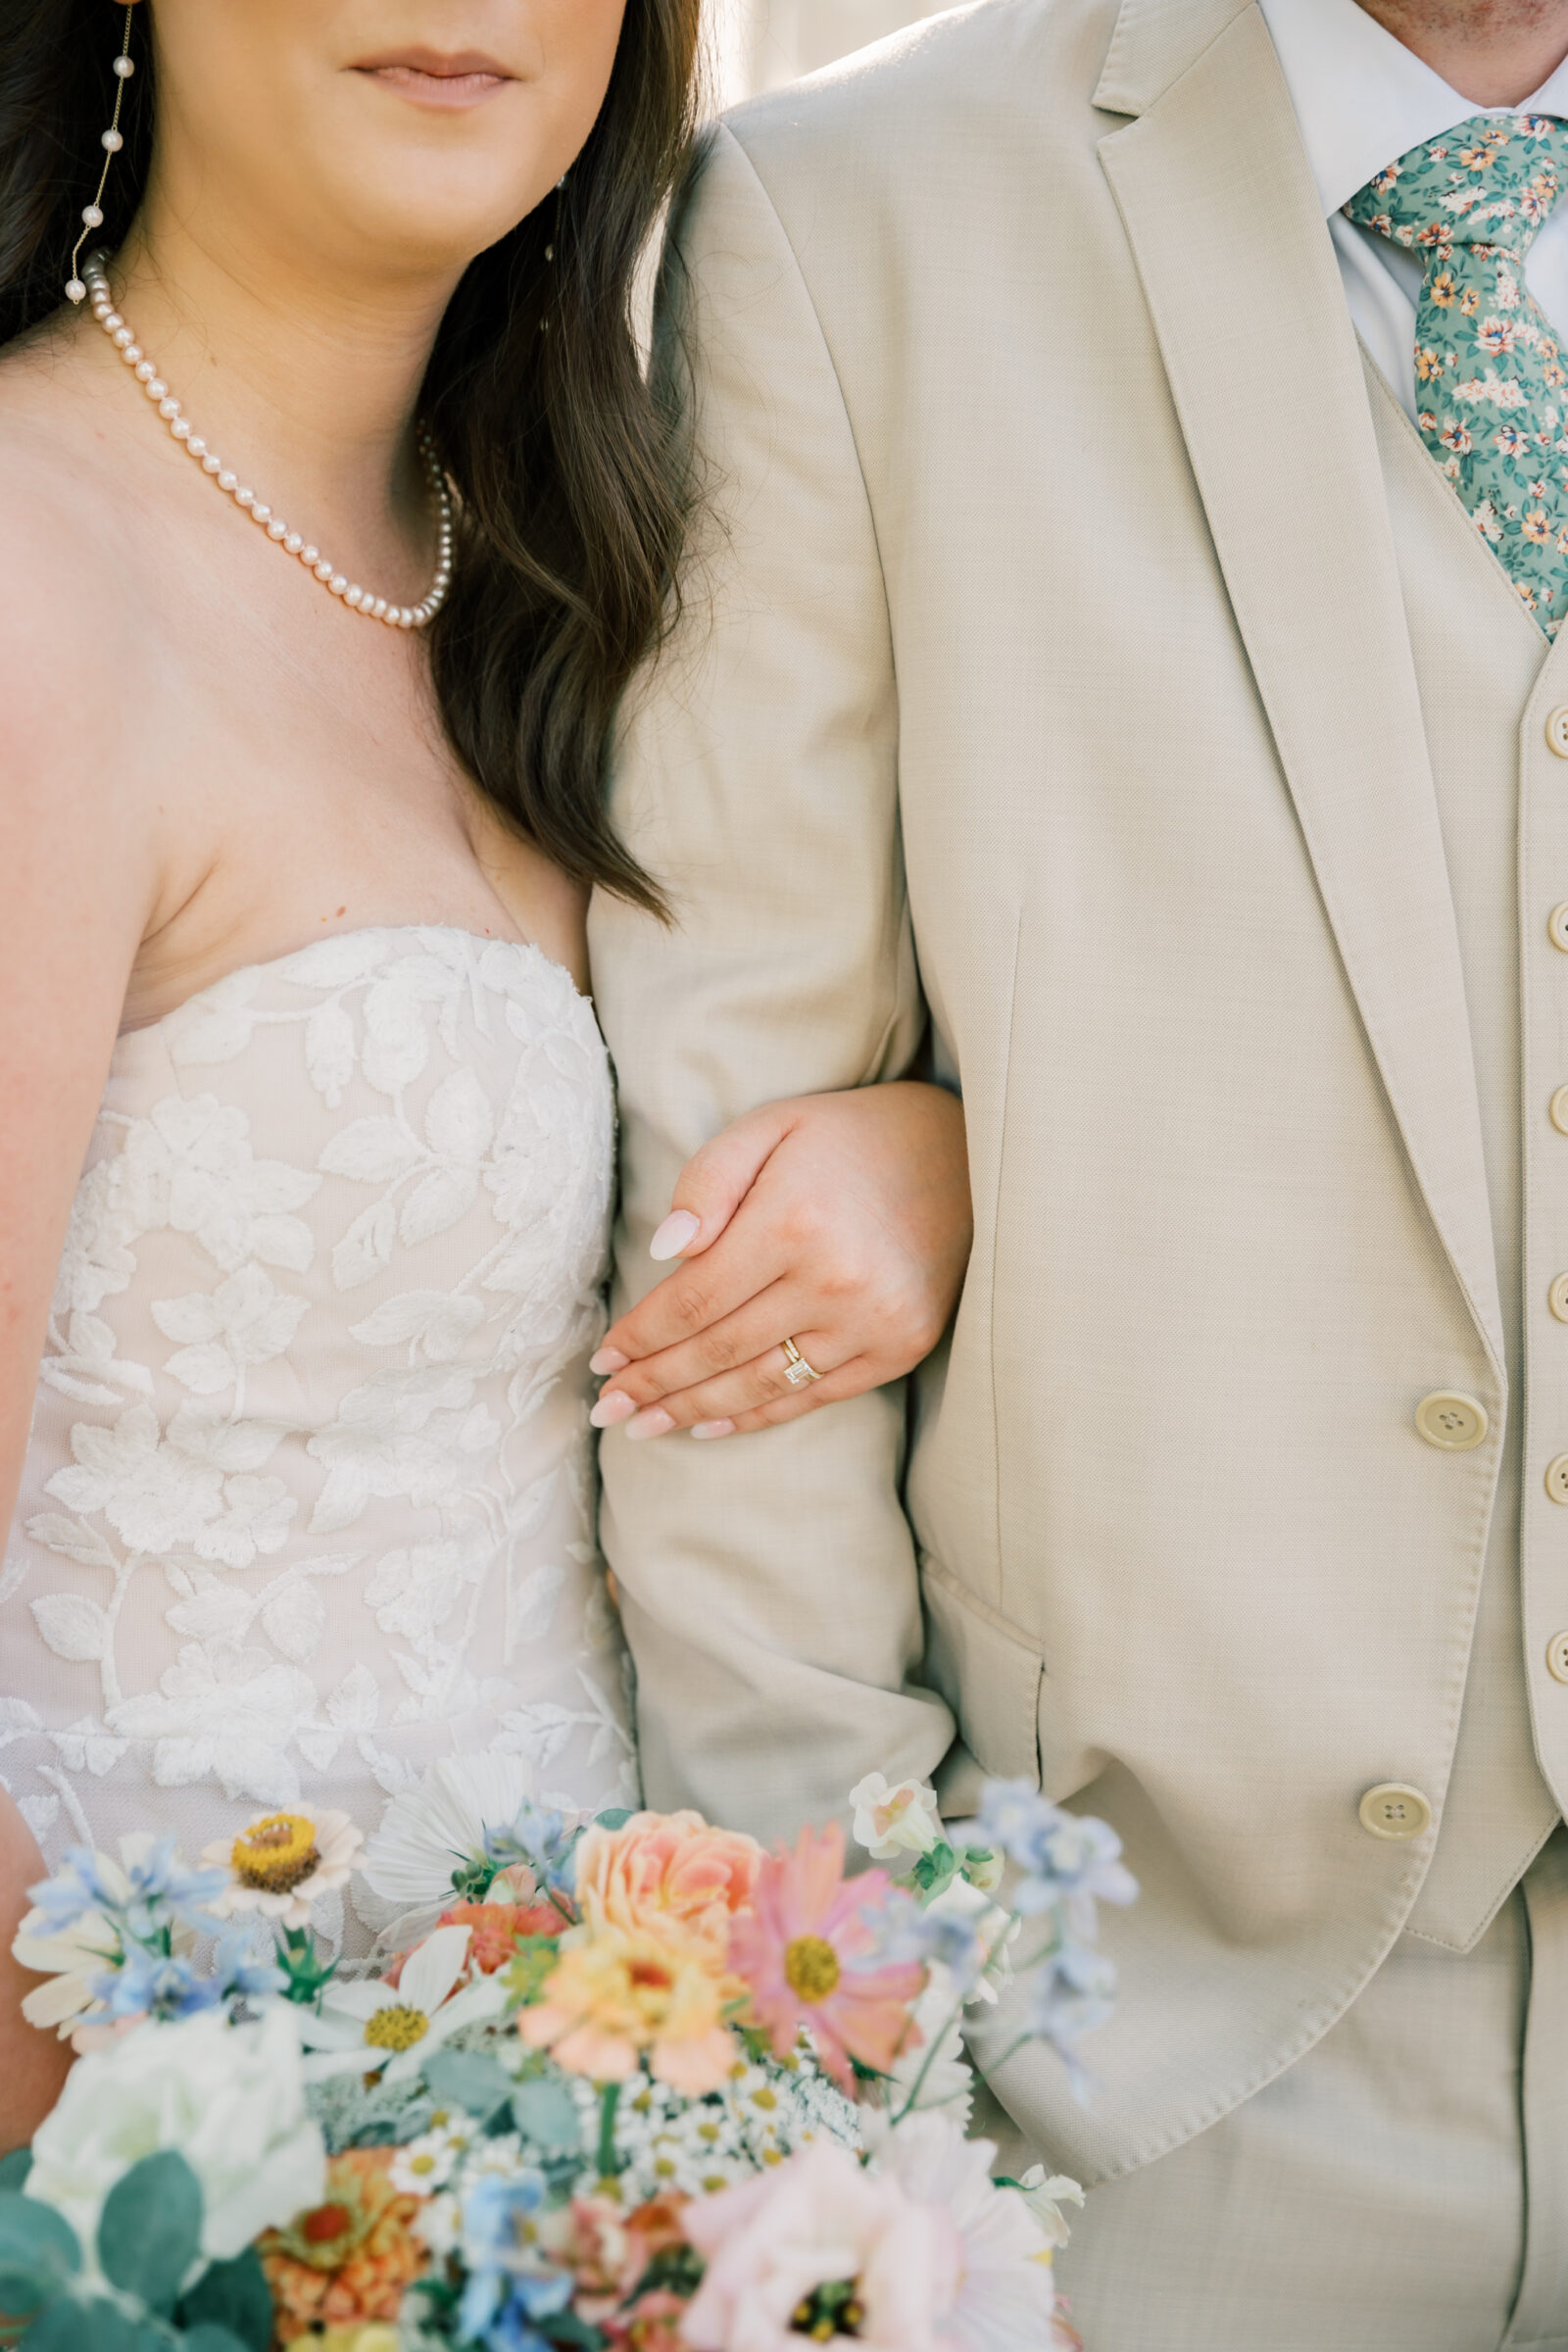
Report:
589,0,1568,2340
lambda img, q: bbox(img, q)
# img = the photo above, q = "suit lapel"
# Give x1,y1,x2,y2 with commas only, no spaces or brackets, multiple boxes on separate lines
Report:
1098,0,1506,1374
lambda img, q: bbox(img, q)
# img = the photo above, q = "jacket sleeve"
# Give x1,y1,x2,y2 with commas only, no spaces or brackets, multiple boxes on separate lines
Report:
587,122,956,1840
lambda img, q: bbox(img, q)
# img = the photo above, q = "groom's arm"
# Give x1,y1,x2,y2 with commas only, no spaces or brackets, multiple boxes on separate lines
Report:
588,122,956,1841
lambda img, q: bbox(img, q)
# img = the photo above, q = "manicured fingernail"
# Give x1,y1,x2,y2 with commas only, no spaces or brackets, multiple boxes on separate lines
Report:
590,1347,630,1376
650,1209,701,1261
626,1407,676,1442
589,1391,638,1430
691,1419,736,1442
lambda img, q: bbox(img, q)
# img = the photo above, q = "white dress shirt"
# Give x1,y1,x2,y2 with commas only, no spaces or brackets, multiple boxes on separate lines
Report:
1260,0,1568,419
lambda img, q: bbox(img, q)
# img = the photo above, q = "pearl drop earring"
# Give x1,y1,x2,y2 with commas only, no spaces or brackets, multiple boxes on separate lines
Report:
540,175,565,336
66,5,136,306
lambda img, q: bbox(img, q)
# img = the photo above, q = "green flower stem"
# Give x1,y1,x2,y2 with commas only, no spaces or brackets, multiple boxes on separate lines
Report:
889,1906,1025,2128
597,2080,621,2178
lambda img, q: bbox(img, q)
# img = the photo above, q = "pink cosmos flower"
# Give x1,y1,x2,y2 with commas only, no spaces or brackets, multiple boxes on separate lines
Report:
728,1822,924,2089
680,2141,962,2352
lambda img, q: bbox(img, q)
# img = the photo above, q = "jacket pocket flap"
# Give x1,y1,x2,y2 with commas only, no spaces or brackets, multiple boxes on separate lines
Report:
920,1556,1043,1784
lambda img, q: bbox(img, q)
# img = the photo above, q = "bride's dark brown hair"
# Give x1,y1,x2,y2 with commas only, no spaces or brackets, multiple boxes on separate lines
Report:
0,0,702,912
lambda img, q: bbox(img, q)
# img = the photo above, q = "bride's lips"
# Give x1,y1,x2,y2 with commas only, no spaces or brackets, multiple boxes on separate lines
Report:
351,48,516,109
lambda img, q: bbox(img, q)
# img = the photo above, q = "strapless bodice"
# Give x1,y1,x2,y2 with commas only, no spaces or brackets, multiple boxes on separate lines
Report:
5,926,634,1944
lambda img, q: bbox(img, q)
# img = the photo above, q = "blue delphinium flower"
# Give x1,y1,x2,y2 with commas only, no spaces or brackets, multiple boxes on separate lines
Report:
117,1837,231,1941
28,1838,230,1944
96,1945,223,2024
976,1782,1137,1937
458,2171,570,2350
904,1900,989,1996
1027,1940,1119,2095
214,1931,287,2010
26,1846,127,1934
483,1801,579,1902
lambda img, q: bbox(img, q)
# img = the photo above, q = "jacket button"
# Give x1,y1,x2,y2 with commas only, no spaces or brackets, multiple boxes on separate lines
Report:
1546,1632,1568,1685
1547,705,1568,757
1550,903,1568,952
1547,1455,1568,1504
1359,1784,1433,1840
1550,1274,1568,1323
1414,1392,1488,1450
1552,1087,1568,1136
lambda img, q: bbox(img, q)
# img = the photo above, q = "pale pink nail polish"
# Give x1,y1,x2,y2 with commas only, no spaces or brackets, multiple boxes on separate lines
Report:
590,1347,630,1376
650,1209,701,1262
691,1419,736,1442
626,1407,676,1442
589,1391,638,1430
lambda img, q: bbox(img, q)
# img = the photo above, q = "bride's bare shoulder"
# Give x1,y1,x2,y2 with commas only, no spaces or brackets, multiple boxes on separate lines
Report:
0,342,169,909
0,341,149,728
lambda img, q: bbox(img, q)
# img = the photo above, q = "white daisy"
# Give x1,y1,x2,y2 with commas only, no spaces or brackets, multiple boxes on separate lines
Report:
202,1805,364,1931
389,2116,472,2198
12,1907,118,2037
358,1753,542,1940
297,1922,507,2083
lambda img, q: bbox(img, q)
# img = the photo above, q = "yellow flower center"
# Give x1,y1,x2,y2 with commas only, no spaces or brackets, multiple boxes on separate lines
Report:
783,1936,841,2002
232,1812,320,1894
364,2004,429,2052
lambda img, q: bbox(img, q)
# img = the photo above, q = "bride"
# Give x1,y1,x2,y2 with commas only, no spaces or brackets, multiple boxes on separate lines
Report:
0,0,971,2129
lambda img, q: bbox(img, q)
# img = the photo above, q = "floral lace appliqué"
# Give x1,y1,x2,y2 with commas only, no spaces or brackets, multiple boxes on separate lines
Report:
9,928,635,1893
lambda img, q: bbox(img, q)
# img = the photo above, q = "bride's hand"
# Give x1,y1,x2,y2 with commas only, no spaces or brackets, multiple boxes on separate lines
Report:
589,1081,971,1440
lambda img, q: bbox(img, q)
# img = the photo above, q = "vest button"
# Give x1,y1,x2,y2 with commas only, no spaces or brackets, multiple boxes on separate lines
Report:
1550,904,1568,953
1546,1632,1568,1685
1546,1454,1568,1504
1358,1784,1432,1840
1550,1274,1568,1323
1547,706,1568,757
1414,1392,1488,1450
1551,1086,1568,1136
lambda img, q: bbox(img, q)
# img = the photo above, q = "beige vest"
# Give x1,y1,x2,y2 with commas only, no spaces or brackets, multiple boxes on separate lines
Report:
1371,356,1561,1947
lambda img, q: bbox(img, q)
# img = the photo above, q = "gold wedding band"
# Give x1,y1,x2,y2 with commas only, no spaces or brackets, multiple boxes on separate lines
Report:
781,1337,823,1388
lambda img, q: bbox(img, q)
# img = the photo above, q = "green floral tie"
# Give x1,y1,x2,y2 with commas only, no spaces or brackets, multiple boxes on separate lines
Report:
1346,113,1568,635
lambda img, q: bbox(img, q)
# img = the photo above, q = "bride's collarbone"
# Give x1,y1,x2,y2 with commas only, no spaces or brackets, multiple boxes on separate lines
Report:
0,380,589,1028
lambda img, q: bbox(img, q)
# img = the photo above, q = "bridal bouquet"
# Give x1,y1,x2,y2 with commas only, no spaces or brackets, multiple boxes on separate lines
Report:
0,1760,1134,2352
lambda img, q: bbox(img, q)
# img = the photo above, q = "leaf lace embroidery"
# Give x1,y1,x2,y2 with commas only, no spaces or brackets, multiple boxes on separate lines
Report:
9,929,636,1900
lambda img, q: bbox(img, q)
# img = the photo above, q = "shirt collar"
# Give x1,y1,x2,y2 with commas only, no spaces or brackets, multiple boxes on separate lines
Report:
1259,0,1568,219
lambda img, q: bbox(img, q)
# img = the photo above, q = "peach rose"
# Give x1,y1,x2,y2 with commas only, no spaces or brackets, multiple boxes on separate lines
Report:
574,1811,761,1969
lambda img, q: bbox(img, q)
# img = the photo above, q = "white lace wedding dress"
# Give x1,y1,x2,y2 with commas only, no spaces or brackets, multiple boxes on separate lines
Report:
4,925,637,1943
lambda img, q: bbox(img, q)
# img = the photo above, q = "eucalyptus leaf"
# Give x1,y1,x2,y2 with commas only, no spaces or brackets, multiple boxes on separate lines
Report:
181,2327,252,2352
0,2188,81,2313
420,2048,514,2120
97,2151,202,2314
24,2295,138,2350
592,1809,634,1833
0,2193,80,2280
174,2247,272,2352
0,2150,32,2193
511,2077,581,2152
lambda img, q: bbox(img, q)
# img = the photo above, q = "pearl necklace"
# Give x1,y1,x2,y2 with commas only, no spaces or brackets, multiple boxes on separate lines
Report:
82,253,454,630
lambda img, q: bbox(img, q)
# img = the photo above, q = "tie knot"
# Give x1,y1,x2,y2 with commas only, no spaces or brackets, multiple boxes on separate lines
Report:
1347,112,1568,263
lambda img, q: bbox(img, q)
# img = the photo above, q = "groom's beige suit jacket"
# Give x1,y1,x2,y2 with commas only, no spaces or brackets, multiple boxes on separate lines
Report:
589,0,1568,2182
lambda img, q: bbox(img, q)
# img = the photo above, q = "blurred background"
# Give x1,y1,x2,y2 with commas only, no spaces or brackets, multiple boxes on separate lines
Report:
709,0,945,105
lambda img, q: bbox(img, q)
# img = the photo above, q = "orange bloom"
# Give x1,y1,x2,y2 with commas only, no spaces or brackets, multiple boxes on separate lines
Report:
439,1898,564,1970
259,2149,427,2344
520,1926,737,2092
573,1811,761,1973
564,2190,693,2322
